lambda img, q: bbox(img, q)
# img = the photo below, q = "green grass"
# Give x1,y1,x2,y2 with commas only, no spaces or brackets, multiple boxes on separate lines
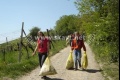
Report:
0,49,38,79
88,42,119,80
102,62,119,80
49,40,66,56
0,40,66,80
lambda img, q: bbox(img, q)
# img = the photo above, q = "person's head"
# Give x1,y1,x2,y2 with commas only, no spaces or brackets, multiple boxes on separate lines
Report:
74,32,79,36
38,31,44,37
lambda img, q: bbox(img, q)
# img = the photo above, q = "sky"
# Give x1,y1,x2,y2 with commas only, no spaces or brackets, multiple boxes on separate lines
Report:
0,0,79,44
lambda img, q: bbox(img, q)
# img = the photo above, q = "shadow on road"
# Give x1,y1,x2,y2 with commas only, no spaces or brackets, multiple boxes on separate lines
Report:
44,76,64,80
83,69,103,73
66,68,74,70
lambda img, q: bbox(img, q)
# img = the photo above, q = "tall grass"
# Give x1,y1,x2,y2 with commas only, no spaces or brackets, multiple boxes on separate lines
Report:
87,40,119,80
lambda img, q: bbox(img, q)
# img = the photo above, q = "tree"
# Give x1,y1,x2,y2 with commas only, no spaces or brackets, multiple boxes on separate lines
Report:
29,27,40,41
54,15,79,36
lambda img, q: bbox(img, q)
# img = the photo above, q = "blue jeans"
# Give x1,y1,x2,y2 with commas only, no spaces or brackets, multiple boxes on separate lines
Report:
38,52,47,68
73,49,81,69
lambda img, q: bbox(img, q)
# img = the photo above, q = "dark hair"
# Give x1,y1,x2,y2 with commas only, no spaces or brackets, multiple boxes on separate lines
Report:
38,31,45,37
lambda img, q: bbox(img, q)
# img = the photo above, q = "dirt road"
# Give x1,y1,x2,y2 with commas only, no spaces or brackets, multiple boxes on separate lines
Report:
17,43,105,80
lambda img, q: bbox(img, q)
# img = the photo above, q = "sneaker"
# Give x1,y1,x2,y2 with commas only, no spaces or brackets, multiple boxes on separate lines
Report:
74,69,77,71
41,76,47,79
74,68,78,71
79,64,81,68
81,68,85,71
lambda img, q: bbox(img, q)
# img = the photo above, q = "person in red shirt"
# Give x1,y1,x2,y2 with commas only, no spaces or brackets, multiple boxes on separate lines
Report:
71,32,86,70
32,31,49,79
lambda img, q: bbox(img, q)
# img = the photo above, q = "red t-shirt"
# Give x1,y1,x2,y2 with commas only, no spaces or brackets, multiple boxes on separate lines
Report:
37,37,49,53
71,35,86,51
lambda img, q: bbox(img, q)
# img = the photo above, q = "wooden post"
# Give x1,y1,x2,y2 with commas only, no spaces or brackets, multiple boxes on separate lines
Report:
18,22,24,62
2,48,5,62
46,29,54,49
6,37,8,50
6,37,8,45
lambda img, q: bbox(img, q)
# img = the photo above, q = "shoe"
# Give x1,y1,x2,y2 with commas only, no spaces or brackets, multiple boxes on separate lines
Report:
74,68,77,71
81,68,85,71
41,76,47,79
79,63,81,68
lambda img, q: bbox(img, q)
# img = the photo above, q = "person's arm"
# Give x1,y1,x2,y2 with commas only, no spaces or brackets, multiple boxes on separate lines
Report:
66,36,70,45
82,40,86,51
32,43,38,56
47,40,50,55
71,40,74,51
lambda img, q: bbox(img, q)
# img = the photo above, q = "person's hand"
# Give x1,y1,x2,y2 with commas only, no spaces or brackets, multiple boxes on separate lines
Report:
47,50,49,55
71,47,74,51
47,50,49,53
47,52,49,55
84,51,86,54
70,49,73,53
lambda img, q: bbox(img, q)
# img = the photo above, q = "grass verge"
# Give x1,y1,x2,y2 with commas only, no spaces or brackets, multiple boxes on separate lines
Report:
88,43,119,80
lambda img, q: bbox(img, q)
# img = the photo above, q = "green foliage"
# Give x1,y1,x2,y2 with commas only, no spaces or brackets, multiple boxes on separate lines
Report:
49,40,66,56
75,0,119,62
0,57,38,79
102,62,119,80
54,15,80,36
29,27,40,41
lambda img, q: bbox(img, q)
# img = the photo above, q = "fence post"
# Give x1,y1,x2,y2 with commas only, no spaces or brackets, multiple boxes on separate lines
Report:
18,22,24,62
6,37,9,50
2,48,5,62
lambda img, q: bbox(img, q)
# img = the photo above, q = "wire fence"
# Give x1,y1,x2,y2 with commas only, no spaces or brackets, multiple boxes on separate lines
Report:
0,22,35,63
0,29,21,44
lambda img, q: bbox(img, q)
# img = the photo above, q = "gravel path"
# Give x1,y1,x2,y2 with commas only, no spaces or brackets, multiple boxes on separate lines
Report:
17,43,105,80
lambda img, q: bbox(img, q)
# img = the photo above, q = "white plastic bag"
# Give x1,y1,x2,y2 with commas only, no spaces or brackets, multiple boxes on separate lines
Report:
65,51,74,69
39,57,57,76
82,52,88,69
